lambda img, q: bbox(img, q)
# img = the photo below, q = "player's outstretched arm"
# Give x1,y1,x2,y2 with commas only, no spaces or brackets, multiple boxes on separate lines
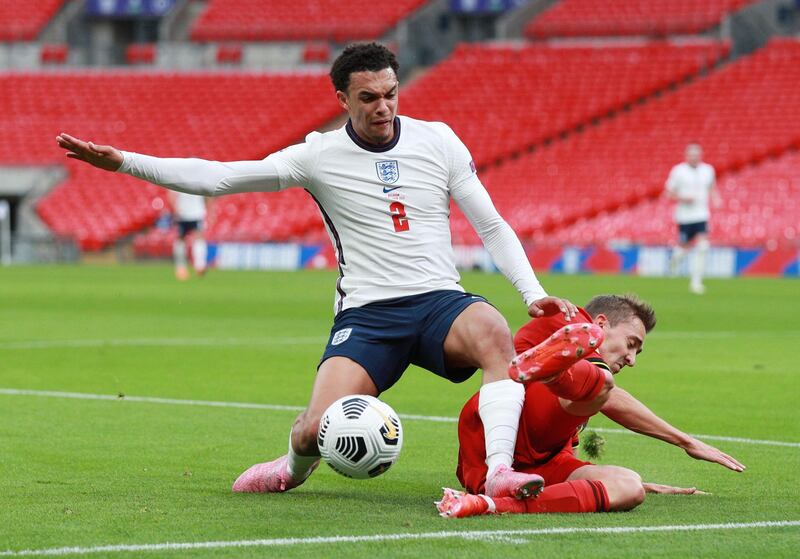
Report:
601,387,745,472
56,132,289,196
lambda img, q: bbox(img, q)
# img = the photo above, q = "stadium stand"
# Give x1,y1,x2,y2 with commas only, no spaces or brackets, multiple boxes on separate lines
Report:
449,38,800,246
0,72,339,250
190,0,428,42
550,149,800,248
402,40,729,166
526,0,757,39
0,0,64,41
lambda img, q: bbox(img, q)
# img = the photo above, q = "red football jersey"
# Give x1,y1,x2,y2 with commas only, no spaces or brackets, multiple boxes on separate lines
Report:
456,308,602,493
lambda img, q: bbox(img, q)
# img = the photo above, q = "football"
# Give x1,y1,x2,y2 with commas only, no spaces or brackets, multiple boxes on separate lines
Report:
317,395,403,479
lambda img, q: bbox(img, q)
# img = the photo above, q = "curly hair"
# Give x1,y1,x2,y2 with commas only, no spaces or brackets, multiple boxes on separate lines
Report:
330,42,399,93
584,294,657,333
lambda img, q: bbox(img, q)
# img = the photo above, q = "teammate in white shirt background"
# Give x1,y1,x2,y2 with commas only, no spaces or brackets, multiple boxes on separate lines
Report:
169,191,208,280
665,143,721,294
55,43,578,498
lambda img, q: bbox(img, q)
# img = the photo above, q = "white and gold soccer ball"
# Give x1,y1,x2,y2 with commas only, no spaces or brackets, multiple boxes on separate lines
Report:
317,395,403,479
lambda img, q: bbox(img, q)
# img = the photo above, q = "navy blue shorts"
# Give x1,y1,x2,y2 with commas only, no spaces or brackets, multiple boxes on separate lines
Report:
678,221,707,244
177,220,202,238
320,290,488,393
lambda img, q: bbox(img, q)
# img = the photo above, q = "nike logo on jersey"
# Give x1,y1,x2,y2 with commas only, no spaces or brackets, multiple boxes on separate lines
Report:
382,185,402,193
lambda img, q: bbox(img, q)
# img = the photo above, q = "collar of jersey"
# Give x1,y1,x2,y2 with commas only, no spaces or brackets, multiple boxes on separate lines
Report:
345,117,401,153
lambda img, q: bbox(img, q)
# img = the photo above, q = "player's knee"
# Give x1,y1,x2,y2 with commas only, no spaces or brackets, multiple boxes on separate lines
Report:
609,472,645,511
475,315,512,354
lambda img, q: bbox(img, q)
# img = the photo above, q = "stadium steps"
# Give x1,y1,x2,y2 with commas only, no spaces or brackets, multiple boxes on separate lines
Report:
458,37,800,246
402,40,732,170
549,148,800,248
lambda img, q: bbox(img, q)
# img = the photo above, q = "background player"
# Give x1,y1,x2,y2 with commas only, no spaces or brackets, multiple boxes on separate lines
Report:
169,191,208,280
440,294,745,517
55,42,577,499
665,143,722,294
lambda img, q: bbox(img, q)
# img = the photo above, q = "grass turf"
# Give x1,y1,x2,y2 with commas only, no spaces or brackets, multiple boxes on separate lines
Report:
1,265,798,558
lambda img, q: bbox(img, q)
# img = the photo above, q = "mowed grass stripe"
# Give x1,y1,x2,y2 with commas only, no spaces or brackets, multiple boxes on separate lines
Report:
1,520,798,557
2,388,798,448
1,330,798,350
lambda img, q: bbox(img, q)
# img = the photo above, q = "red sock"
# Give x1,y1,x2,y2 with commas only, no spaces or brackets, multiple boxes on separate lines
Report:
492,480,610,514
544,359,608,402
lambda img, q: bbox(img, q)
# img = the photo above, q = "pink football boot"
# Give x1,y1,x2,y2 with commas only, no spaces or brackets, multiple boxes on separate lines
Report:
232,455,318,493
509,323,603,384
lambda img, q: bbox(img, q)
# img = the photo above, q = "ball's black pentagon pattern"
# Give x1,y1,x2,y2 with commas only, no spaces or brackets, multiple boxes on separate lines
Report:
335,435,368,463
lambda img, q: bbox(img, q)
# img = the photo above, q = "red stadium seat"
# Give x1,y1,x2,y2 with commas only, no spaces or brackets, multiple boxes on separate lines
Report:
40,44,68,65
125,43,156,65
216,43,243,65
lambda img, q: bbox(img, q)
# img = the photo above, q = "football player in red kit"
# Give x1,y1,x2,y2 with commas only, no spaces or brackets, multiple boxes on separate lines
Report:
438,294,745,518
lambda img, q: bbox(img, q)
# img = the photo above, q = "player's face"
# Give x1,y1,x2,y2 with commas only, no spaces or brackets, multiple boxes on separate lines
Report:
685,145,702,167
336,68,399,145
594,315,646,373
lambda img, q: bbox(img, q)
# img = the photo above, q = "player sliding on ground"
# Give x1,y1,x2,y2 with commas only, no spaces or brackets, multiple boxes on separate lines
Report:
437,294,745,517
56,42,580,499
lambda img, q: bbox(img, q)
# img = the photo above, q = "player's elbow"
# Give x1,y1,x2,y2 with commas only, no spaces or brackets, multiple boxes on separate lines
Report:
593,370,616,407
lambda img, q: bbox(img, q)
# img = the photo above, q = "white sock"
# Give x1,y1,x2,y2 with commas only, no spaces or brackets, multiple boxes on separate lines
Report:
173,239,187,268
479,379,524,477
690,240,709,286
286,432,319,481
192,238,207,272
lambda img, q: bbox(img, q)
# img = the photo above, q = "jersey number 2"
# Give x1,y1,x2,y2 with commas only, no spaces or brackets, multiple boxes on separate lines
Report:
390,202,409,233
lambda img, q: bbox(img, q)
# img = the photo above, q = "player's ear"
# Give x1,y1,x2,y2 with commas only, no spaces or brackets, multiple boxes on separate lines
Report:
336,90,349,112
594,314,608,328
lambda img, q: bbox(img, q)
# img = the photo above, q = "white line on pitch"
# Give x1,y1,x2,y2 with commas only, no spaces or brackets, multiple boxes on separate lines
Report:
1,520,798,556
651,330,800,339
1,388,798,449
0,337,326,350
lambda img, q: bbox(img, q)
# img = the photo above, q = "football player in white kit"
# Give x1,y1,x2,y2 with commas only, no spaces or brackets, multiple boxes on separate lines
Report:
169,191,208,280
56,43,581,500
665,143,722,294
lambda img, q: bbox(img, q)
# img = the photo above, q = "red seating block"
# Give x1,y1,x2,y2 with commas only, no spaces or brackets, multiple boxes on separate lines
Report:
0,72,340,251
216,43,243,64
126,43,156,65
526,0,759,39
0,0,64,41
190,0,427,42
402,41,729,166
40,44,68,65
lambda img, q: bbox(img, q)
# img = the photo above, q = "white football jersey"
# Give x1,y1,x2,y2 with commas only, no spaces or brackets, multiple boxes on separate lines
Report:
120,115,547,314
174,192,206,221
665,162,716,224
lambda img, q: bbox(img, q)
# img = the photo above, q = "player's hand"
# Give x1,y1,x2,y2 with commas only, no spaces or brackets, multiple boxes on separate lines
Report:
682,438,745,472
56,133,123,172
643,482,709,495
528,296,578,321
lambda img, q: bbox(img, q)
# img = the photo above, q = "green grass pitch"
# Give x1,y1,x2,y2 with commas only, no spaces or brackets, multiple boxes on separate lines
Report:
1,265,798,558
